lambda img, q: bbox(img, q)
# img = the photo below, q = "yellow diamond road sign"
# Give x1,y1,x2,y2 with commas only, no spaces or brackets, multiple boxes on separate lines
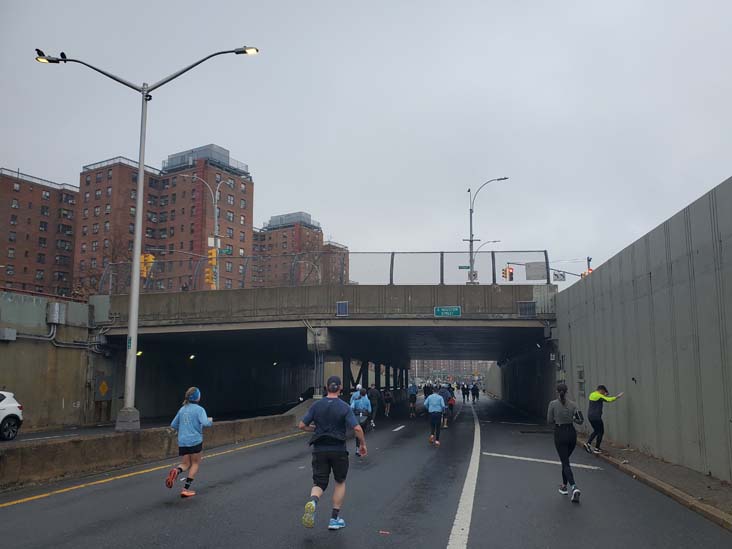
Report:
99,380,109,397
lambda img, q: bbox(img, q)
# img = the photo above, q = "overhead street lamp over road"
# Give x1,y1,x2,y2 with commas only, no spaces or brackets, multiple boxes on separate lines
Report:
464,177,508,284
35,45,259,431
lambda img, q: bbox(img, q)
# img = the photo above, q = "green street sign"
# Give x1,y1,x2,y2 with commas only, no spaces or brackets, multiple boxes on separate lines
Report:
218,248,232,255
458,265,470,269
434,306,462,317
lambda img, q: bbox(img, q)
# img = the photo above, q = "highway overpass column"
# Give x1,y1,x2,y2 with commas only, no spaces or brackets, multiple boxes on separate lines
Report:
385,364,391,390
375,362,381,390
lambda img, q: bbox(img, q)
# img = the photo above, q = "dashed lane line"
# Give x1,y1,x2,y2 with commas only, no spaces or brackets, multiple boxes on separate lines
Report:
392,425,405,432
482,452,603,470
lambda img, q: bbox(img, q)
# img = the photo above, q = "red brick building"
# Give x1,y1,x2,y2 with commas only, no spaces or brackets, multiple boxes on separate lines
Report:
252,212,349,287
74,145,254,295
0,169,78,296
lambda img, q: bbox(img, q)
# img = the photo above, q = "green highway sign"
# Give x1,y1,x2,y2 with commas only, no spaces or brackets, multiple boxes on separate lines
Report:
458,265,470,270
218,248,233,255
434,306,462,317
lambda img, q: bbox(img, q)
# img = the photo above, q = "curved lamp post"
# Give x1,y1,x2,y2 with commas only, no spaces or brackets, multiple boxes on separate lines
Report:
35,46,259,430
465,177,508,284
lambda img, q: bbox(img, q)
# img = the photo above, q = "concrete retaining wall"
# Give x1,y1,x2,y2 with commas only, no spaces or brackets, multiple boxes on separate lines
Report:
501,348,556,419
556,175,732,482
0,413,296,489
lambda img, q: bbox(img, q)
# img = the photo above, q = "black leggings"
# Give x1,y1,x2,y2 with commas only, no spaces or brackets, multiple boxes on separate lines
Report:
554,424,577,486
430,413,442,441
587,419,604,448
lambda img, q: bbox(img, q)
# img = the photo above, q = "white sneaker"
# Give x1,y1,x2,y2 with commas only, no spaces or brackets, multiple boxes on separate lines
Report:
571,486,581,503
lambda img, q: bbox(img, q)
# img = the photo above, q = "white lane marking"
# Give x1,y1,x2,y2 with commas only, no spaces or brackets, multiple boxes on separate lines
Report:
482,452,603,470
20,435,71,442
392,425,405,432
446,401,480,549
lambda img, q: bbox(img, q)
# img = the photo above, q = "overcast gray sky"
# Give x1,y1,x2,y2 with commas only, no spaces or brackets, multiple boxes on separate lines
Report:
2,1,731,284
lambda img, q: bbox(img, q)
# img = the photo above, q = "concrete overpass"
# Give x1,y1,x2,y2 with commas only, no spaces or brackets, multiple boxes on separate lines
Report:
93,283,558,419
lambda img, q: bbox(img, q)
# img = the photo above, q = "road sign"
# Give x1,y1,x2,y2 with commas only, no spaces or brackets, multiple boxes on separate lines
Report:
218,248,232,255
553,271,566,282
434,306,462,317
526,261,546,280
458,265,470,270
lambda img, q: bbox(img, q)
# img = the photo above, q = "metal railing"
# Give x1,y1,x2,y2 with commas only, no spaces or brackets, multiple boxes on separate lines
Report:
92,250,553,295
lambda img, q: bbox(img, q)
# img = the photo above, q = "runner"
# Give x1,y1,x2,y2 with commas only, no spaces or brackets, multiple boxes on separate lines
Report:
584,385,624,454
165,387,213,498
547,383,582,503
424,388,446,447
461,383,469,403
299,376,367,531
349,384,363,406
350,387,371,457
438,384,452,428
423,383,433,399
367,384,380,428
383,388,393,417
470,383,480,403
408,382,418,418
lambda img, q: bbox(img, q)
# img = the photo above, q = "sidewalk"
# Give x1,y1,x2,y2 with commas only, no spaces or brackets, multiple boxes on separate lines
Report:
580,436,732,531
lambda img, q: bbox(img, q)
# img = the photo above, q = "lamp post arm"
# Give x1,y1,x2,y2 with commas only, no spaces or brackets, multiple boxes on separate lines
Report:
471,178,499,210
148,49,238,92
63,58,142,93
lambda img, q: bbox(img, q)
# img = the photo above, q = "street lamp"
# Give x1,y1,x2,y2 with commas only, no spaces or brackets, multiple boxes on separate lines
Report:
464,177,508,284
178,174,225,289
35,45,259,431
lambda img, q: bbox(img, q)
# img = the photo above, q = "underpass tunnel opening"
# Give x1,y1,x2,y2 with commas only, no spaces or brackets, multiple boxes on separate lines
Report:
109,328,315,422
322,324,556,418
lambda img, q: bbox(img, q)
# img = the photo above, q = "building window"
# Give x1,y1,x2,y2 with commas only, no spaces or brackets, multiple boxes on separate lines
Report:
191,206,196,216
105,204,111,214
239,264,245,274
225,278,232,289
282,242,287,249
102,257,109,268
79,260,86,271
92,223,99,234
42,190,50,200
129,223,135,234
226,211,234,222
91,258,97,269
227,195,235,205
11,198,19,209
170,226,175,237
170,210,176,220
215,173,221,183
84,192,90,202
189,240,193,251
81,243,87,253
239,231,245,242
107,186,112,197
36,253,45,264
189,223,195,234
130,189,137,200
159,228,168,239
95,189,102,199
10,214,17,225
171,193,176,204
85,175,91,185
104,239,110,249
146,228,155,238
94,206,100,216
81,225,88,236
7,248,15,258
225,261,233,272
191,188,196,199
104,221,110,232
226,178,234,189
239,248,245,257
225,244,233,255
35,269,45,280
130,206,136,217
83,208,89,218
160,195,169,207
107,169,113,180
240,215,245,225
13,182,20,191
39,221,48,232
128,240,134,251
96,172,102,183
240,198,246,208
5,264,14,275
226,227,234,238
39,237,47,248
240,182,246,193
91,241,98,252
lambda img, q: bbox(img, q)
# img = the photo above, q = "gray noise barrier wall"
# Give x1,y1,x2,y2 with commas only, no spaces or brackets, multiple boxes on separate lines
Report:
556,176,732,482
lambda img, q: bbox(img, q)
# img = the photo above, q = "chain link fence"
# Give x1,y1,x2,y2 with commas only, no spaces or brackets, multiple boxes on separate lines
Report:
94,250,551,295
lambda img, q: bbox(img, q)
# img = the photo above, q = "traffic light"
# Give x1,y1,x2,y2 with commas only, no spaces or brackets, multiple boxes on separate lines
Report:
207,247,217,267
501,267,507,280
508,266,514,281
204,267,214,286
140,253,155,278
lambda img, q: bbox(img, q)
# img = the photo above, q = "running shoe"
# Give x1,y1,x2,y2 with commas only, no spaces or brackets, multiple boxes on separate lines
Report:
302,500,317,528
558,485,568,495
429,434,435,444
370,421,376,429
328,517,346,530
592,447,603,454
570,486,581,503
165,467,179,488
434,440,441,447
584,442,592,454
180,489,196,498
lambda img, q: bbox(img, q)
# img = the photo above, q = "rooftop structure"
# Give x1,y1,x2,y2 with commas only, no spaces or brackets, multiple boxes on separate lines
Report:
162,144,249,177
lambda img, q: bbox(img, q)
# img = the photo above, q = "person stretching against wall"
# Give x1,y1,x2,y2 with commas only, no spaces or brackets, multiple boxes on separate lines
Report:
547,383,582,503
584,385,624,454
165,387,213,498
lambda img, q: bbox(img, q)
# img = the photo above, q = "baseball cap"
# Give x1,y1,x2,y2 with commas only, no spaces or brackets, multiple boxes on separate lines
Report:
327,376,342,391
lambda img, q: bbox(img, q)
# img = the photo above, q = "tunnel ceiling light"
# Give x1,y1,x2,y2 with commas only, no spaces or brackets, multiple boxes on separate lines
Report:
136,351,143,357
273,361,278,366
189,354,196,360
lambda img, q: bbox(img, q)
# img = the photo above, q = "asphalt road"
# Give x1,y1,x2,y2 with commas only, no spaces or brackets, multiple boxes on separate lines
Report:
2,398,730,548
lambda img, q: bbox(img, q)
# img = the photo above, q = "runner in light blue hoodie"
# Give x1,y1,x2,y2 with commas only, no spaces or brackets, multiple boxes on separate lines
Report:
165,386,213,498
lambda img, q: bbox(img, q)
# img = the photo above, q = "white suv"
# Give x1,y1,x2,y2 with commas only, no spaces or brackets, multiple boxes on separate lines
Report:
0,391,23,441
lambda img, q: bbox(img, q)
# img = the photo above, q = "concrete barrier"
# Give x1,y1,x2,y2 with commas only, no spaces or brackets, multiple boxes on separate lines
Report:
0,413,296,490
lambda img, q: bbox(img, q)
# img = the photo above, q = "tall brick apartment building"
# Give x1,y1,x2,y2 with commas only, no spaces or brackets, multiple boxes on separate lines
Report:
252,212,349,287
74,144,253,295
0,169,78,296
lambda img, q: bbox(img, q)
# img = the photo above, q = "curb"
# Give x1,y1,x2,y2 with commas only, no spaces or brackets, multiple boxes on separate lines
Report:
579,438,732,532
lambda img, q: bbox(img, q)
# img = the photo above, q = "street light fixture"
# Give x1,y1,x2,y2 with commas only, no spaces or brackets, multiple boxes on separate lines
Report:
464,177,508,284
35,45,259,431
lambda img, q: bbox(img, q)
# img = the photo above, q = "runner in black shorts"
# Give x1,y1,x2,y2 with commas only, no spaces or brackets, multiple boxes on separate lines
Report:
299,376,367,531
